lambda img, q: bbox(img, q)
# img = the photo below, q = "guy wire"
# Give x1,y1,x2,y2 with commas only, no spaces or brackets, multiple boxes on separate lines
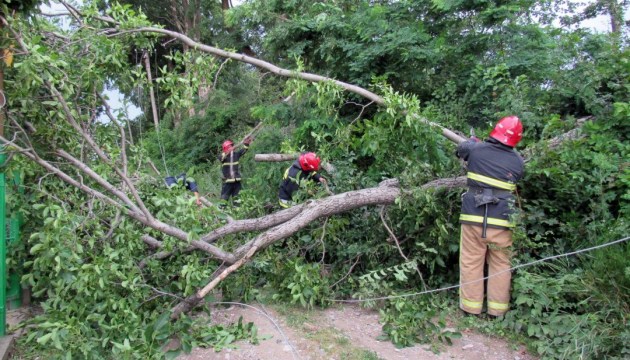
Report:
330,236,630,303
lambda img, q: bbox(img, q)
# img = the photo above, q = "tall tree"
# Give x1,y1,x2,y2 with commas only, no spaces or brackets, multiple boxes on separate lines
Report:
572,0,629,34
1,0,43,136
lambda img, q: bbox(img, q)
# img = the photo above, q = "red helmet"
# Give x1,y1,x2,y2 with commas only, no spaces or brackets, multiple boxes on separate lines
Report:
222,139,234,153
299,152,321,171
490,116,523,147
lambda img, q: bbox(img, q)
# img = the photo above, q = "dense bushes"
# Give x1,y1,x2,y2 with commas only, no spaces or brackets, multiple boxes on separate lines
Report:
5,1,629,359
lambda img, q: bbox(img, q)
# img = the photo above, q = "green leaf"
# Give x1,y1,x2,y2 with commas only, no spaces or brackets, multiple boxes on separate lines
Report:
36,333,53,345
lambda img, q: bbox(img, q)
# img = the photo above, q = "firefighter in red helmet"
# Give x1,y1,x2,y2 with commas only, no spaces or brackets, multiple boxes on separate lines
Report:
456,115,524,317
278,152,328,208
219,136,252,204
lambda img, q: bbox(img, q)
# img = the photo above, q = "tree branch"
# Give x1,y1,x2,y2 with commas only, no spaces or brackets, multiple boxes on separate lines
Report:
380,206,427,290
85,22,465,144
254,153,337,174
47,83,155,221
0,135,132,214
170,179,402,316
55,149,141,213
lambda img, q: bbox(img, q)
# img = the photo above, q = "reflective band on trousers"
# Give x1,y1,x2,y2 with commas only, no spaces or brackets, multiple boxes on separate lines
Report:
222,162,239,166
467,172,516,191
488,301,509,311
224,178,241,183
461,297,483,309
459,214,515,228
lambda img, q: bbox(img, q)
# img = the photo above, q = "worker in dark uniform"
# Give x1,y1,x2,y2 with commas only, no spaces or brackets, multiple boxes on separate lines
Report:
219,136,252,205
456,115,524,317
278,152,328,208
165,173,202,206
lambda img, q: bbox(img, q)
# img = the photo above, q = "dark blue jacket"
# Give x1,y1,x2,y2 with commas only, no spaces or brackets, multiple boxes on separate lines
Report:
165,173,198,193
278,160,322,201
218,145,249,183
456,138,524,229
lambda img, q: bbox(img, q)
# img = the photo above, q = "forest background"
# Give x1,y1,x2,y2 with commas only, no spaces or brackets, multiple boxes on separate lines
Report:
0,0,628,359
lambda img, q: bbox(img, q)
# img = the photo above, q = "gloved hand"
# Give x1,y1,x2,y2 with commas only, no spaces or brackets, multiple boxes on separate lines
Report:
244,136,253,145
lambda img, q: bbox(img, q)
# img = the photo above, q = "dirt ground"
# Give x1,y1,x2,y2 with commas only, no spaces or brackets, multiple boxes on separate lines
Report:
177,304,536,360
5,304,535,360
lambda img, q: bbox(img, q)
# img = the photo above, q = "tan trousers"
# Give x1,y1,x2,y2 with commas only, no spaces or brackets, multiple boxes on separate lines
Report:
459,224,513,316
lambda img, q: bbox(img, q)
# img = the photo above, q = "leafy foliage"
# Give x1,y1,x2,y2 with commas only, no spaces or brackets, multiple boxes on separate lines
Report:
2,0,629,359
379,296,461,350
271,258,331,308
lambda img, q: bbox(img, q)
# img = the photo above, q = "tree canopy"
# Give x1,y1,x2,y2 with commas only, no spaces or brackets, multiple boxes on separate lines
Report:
0,0,628,359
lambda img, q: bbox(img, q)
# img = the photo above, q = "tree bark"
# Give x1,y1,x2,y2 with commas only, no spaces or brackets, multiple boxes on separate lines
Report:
170,178,402,318
421,176,466,190
254,153,336,174
254,153,297,162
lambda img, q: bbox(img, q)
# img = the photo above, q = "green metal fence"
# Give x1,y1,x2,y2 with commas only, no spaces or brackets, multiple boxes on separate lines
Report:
0,153,24,336
0,151,6,336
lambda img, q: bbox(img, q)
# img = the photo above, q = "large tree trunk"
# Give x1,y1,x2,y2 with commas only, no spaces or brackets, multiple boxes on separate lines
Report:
170,179,402,318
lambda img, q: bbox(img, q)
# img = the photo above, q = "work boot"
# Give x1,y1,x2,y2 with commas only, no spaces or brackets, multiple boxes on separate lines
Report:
460,309,481,318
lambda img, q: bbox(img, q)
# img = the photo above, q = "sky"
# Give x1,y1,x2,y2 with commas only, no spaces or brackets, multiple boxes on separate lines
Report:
40,0,624,122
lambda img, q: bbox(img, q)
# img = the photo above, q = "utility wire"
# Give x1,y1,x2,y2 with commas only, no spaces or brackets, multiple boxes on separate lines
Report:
156,124,170,177
330,236,630,303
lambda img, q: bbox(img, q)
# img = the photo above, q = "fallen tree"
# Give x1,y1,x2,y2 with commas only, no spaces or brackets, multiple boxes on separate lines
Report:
1,8,454,317
0,5,591,321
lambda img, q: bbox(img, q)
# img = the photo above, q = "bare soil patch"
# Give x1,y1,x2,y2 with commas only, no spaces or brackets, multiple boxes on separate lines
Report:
178,304,536,360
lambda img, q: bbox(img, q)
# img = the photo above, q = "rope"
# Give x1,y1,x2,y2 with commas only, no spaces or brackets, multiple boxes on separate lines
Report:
210,301,301,360
156,124,170,177
153,51,172,177
330,236,630,303
142,49,169,177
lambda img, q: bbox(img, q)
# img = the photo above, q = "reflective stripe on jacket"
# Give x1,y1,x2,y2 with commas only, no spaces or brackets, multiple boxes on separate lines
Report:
278,160,321,201
456,138,524,229
218,145,249,182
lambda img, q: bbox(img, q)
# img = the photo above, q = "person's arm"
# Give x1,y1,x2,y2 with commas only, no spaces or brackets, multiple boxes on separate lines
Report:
311,173,333,195
455,138,479,161
238,136,253,157
311,171,322,183
186,180,202,206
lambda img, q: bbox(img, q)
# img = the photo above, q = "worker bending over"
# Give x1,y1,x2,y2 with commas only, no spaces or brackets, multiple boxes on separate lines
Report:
278,152,328,208
165,173,202,206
